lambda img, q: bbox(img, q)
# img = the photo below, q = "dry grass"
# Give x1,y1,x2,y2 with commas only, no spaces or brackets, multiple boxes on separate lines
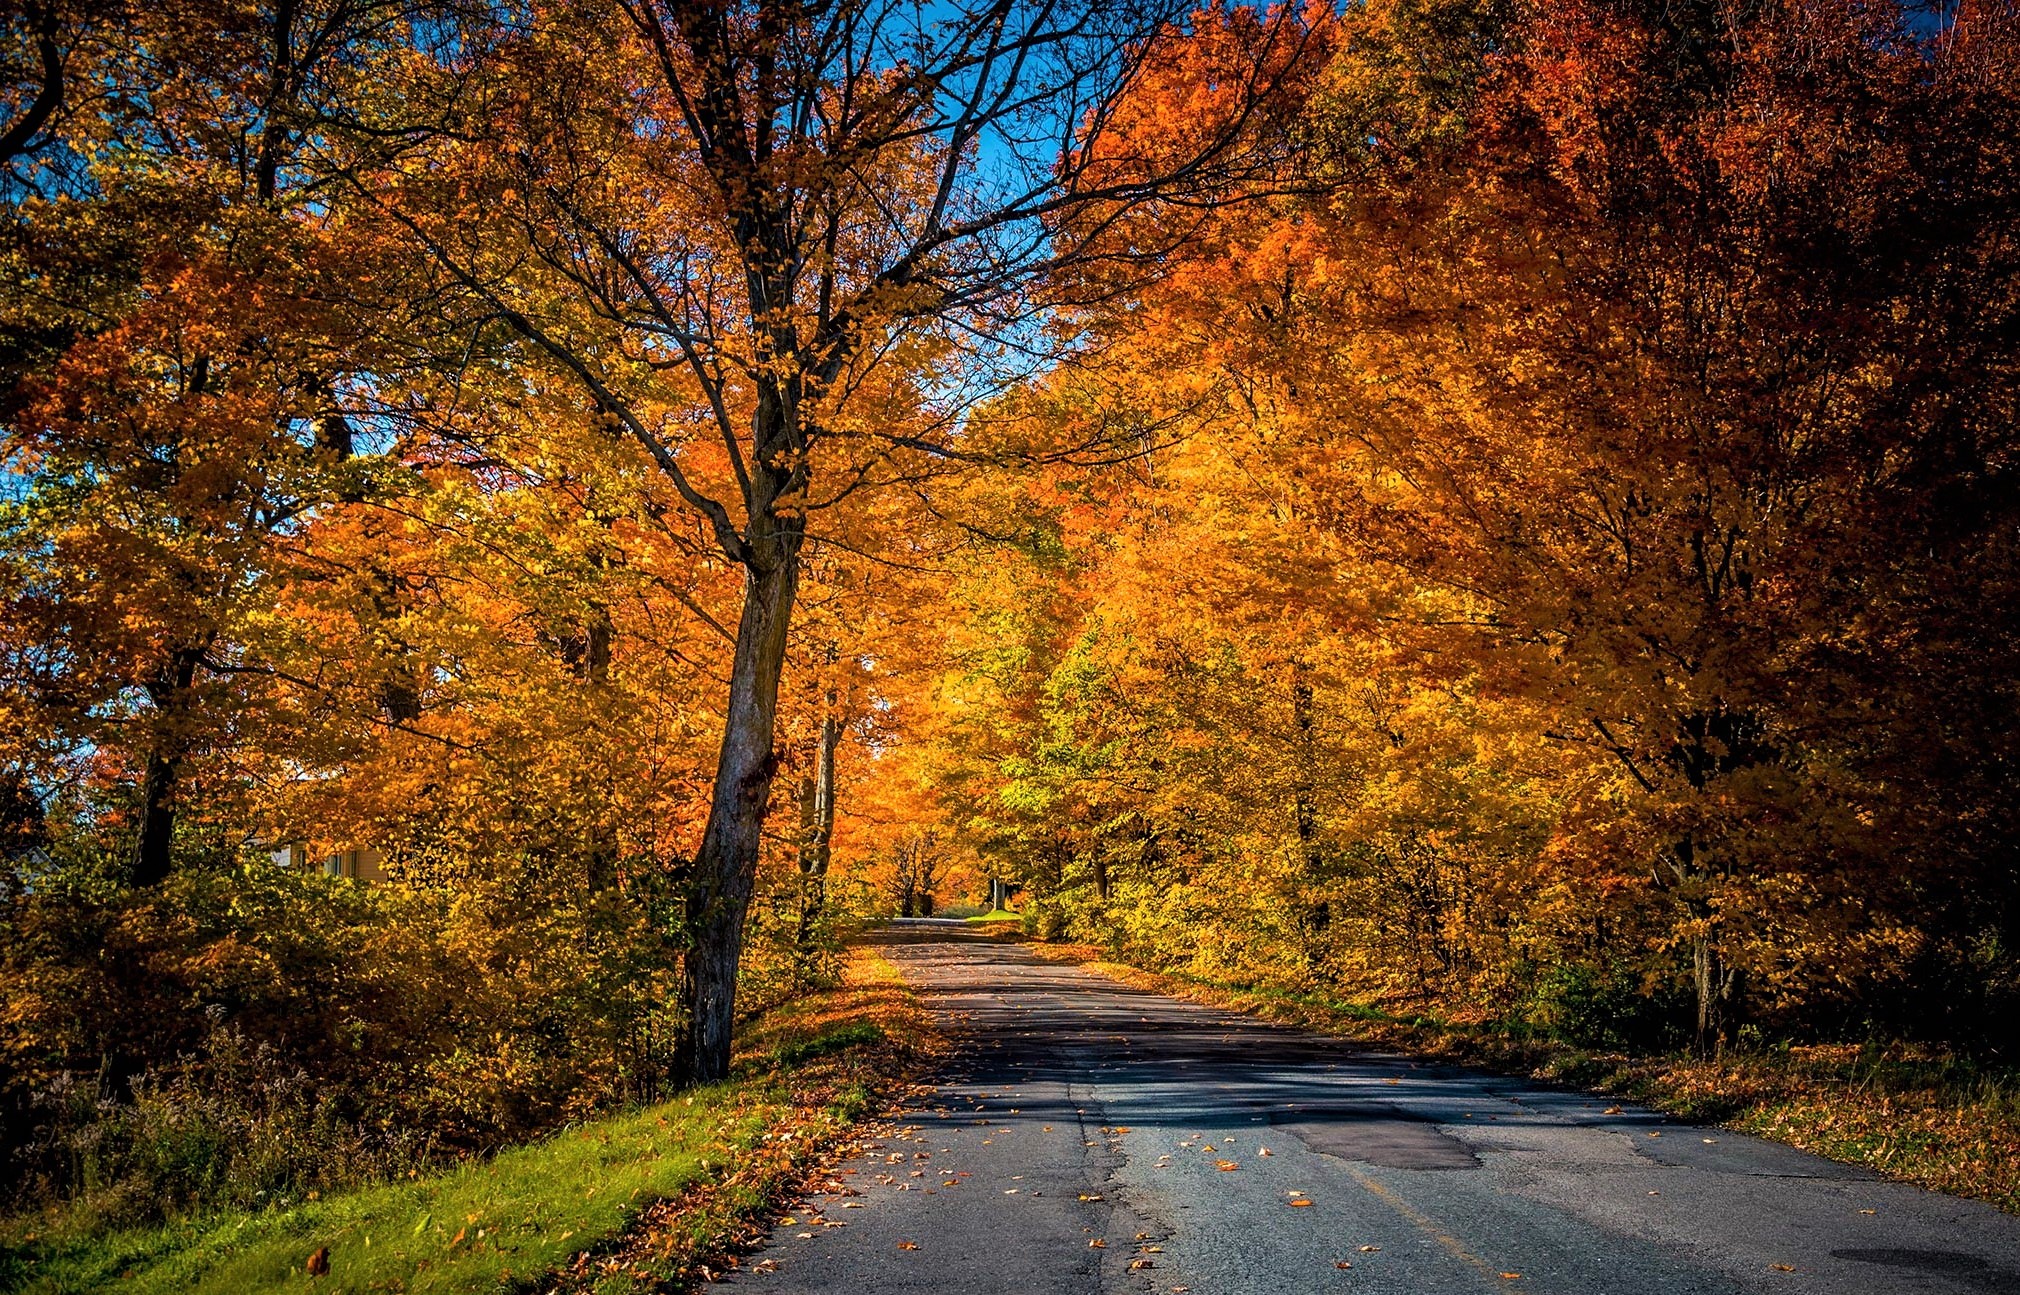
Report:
1024,941,2020,1216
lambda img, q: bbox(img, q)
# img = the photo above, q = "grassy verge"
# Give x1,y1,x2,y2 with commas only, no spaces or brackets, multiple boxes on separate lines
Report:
1023,941,2020,1216
0,947,937,1295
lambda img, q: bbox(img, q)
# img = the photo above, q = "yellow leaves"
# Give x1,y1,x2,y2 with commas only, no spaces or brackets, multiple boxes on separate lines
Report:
1214,1160,1240,1172
1288,1198,1314,1207
896,1240,919,1250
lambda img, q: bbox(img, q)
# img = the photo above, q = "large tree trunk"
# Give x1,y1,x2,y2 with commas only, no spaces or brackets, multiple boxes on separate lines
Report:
678,548,800,1084
129,647,201,887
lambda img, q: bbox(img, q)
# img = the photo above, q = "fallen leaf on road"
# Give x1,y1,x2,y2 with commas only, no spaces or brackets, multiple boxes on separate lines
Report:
841,1202,864,1209
1770,1264,1795,1272
1500,1273,1521,1280
1335,1261,1352,1270
1089,1239,1107,1249
1079,1193,1104,1201
1358,1245,1380,1252
1646,1132,1663,1138
1258,1147,1272,1156
1216,1160,1240,1171
897,1241,919,1251
1859,1208,1876,1215
752,1259,778,1272
1289,1199,1313,1207
1603,1107,1621,1115
1129,1258,1155,1271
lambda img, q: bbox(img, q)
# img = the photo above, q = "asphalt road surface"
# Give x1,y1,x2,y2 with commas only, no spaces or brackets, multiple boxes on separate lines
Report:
729,926,2020,1294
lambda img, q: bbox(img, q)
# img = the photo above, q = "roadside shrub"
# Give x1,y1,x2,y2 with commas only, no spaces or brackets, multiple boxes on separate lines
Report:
28,1020,433,1229
0,855,684,1227
1519,963,1688,1052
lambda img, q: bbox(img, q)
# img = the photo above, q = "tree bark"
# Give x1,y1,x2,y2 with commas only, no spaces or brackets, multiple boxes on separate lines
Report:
794,698,841,966
677,543,800,1084
1692,933,1721,1056
1691,929,1739,1057
129,646,201,887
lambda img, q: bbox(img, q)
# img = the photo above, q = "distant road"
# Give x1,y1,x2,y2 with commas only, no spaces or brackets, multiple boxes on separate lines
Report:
729,929,2020,1294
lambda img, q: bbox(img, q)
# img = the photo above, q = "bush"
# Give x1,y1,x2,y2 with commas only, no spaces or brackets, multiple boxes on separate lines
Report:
0,856,685,1227
1520,962,1687,1052
29,1020,433,1228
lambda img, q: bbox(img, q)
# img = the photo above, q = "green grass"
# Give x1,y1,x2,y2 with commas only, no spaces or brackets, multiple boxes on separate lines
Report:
963,908,1021,923
0,968,925,1295
0,1085,781,1295
770,1020,883,1067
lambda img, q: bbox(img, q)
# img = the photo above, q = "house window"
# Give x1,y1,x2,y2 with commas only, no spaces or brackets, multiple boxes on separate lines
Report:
320,848,384,881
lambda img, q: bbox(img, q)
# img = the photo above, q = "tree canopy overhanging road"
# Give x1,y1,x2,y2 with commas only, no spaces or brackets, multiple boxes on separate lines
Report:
732,929,2020,1295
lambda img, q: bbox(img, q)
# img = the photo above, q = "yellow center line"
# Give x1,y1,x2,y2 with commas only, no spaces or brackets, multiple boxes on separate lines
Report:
1346,1165,1522,1286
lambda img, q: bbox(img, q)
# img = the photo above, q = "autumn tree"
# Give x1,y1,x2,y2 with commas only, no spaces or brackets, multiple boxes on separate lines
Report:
341,0,1318,1081
0,1,439,884
917,0,2020,1054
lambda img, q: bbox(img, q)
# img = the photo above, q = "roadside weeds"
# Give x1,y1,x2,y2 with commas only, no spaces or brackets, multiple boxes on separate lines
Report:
0,946,943,1295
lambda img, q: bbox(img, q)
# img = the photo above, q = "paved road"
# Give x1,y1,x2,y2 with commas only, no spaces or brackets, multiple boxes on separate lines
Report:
729,929,2020,1294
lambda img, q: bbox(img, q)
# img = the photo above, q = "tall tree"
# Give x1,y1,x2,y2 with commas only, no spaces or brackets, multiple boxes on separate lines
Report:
348,0,1316,1080
0,0,429,883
